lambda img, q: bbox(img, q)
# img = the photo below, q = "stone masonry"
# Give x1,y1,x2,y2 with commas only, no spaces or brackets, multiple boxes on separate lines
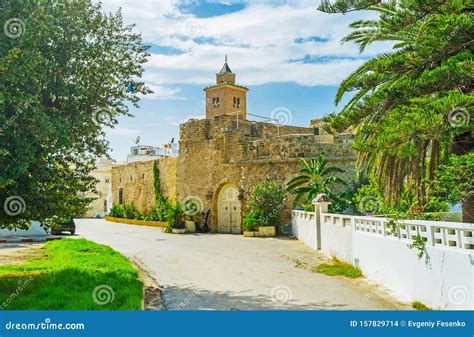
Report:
111,58,356,232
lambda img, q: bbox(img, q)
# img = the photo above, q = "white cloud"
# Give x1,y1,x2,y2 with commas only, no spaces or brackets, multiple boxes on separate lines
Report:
97,0,389,87
105,126,140,136
143,83,185,100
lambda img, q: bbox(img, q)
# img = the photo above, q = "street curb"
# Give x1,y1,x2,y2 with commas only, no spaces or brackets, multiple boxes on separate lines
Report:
0,236,62,243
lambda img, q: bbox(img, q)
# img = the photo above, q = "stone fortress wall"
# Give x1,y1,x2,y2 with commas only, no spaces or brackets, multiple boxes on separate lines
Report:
110,59,356,232
176,115,356,231
111,157,177,215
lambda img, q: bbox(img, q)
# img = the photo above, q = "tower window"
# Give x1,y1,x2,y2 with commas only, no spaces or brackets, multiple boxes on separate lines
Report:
213,97,220,108
233,97,240,108
118,188,123,204
233,97,239,108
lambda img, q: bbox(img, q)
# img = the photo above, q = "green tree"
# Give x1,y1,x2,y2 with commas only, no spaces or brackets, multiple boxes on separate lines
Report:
318,0,473,219
0,0,151,229
286,153,347,206
430,152,473,220
244,180,285,231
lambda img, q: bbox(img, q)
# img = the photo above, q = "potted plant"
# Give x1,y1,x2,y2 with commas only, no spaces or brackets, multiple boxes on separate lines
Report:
166,202,186,234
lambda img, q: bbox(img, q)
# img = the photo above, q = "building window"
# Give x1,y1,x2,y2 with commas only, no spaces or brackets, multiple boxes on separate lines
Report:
130,175,133,181
105,178,110,184
104,199,107,212
118,188,123,204
313,127,320,135
212,97,220,108
233,97,240,108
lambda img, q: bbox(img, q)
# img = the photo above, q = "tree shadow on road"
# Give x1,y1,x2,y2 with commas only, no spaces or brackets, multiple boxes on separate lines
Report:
162,284,348,310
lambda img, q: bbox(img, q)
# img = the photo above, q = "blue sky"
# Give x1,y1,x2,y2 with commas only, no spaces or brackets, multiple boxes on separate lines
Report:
98,0,388,161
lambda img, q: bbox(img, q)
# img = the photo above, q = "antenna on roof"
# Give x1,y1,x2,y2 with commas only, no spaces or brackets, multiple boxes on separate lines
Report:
225,54,227,63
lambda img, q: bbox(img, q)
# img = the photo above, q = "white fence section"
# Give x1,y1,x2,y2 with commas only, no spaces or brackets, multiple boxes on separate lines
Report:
292,211,318,249
292,208,474,310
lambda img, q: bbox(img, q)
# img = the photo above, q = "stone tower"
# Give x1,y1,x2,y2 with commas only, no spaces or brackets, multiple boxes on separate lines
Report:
204,56,248,119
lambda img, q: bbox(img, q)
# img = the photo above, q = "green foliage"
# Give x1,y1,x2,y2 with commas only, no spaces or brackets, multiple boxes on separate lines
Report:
245,180,286,230
354,176,449,217
152,160,171,221
318,0,473,209
109,204,124,218
412,301,432,311
165,202,184,231
109,203,141,220
243,211,261,232
430,153,474,205
318,0,381,14
408,234,427,260
286,153,347,207
315,258,362,278
0,0,151,228
0,239,143,309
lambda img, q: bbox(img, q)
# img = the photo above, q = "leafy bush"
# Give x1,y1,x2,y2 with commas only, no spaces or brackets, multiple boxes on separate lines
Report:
150,197,171,221
244,180,285,230
165,202,184,232
109,203,141,220
243,211,262,232
109,204,124,218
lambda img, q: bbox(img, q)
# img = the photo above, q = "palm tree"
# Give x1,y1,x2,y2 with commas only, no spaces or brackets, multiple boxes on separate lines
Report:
286,153,347,206
317,1,473,220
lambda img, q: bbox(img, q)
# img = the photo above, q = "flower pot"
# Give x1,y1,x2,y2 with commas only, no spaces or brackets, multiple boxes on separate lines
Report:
172,228,187,234
257,226,276,237
184,220,196,233
243,231,256,237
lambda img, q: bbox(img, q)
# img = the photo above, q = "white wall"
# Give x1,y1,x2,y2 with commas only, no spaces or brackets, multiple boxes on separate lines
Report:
292,210,474,310
353,232,473,310
320,214,353,263
0,221,48,236
292,211,318,249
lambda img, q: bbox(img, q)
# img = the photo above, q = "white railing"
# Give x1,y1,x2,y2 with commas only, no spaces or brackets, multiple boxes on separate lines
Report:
292,210,316,221
321,213,474,251
293,209,474,309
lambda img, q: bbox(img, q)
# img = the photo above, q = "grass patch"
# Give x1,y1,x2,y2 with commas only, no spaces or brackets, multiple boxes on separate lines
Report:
315,258,362,278
412,301,432,310
0,239,143,310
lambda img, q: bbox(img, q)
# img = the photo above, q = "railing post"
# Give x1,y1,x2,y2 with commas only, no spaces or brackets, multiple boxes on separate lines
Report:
312,194,332,251
426,224,435,247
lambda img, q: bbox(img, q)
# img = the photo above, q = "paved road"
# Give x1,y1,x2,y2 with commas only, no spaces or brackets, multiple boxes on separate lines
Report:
75,219,410,310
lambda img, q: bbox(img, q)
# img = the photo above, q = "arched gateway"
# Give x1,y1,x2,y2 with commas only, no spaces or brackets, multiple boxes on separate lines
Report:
217,184,241,234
